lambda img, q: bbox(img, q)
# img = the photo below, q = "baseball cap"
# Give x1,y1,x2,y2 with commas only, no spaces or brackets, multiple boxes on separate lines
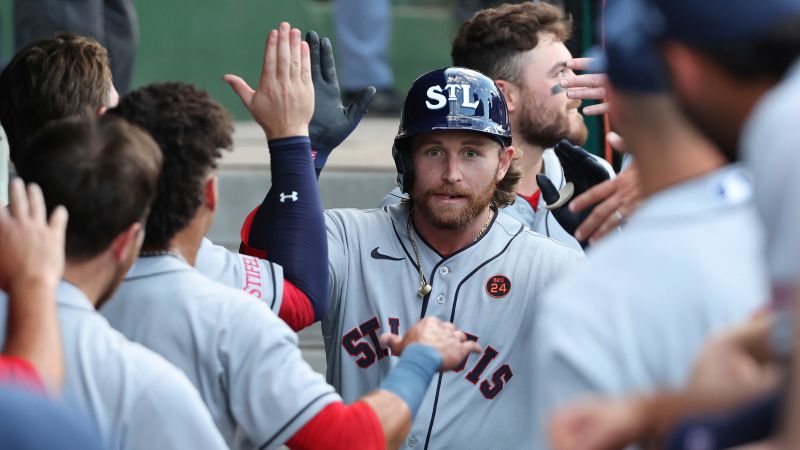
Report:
649,0,800,45
585,0,666,93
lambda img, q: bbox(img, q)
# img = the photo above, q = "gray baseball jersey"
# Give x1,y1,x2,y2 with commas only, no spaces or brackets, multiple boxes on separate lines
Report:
0,281,227,450
379,148,616,252
531,165,768,449
742,58,800,293
195,237,284,313
102,254,340,450
322,202,584,449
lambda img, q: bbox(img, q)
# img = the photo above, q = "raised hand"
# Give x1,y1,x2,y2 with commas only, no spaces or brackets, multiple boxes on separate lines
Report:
0,179,68,292
561,58,609,116
306,30,375,169
1,178,68,391
381,317,482,371
571,161,642,244
224,22,313,140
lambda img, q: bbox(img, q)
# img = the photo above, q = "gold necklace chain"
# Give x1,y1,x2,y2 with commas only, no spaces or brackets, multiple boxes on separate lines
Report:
406,208,494,297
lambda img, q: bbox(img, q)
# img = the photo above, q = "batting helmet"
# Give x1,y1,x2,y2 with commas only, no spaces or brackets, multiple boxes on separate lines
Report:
392,67,512,193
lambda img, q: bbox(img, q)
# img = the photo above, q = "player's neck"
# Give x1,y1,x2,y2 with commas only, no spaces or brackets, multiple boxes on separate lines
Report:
514,140,545,196
63,256,119,307
629,131,726,197
163,210,213,267
412,207,494,256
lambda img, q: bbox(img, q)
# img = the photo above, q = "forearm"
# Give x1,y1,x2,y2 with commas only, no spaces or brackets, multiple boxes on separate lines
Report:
362,391,412,450
287,344,439,449
3,281,63,392
247,136,329,320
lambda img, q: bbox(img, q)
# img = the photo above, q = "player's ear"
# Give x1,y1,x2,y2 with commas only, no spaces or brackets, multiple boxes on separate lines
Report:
496,145,514,181
204,174,219,212
494,80,518,113
661,42,706,103
110,222,144,263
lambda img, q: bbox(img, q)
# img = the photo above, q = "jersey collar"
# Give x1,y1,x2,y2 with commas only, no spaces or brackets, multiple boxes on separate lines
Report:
56,280,95,311
125,253,193,281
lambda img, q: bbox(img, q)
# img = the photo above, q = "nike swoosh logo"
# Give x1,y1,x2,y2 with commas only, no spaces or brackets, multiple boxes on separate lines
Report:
370,247,404,261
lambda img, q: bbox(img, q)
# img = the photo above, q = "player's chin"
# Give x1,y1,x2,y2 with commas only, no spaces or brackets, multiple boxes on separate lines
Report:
567,121,589,147
425,205,474,230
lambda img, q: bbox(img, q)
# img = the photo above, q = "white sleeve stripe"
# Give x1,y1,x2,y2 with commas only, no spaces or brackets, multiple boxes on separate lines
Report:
258,391,340,449
268,261,278,310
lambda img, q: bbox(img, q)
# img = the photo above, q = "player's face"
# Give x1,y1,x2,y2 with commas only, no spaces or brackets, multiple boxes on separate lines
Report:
513,33,587,147
410,130,507,230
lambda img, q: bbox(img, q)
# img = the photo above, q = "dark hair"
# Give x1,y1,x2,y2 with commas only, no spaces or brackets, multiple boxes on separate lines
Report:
16,115,161,261
698,17,800,80
0,33,113,164
452,2,572,83
107,82,234,250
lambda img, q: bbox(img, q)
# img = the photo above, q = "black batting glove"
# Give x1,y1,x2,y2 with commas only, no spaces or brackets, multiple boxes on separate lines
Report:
306,31,376,176
538,141,611,248
554,139,611,194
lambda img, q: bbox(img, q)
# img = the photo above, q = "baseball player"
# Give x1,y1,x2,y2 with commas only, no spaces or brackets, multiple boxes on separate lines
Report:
8,115,227,450
241,65,584,448
377,3,616,251
102,24,481,450
530,0,769,448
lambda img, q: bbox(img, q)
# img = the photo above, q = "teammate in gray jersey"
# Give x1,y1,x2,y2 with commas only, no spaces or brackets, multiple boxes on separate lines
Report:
102,23,481,450
531,1,769,448
242,65,583,448
11,115,227,450
379,3,616,251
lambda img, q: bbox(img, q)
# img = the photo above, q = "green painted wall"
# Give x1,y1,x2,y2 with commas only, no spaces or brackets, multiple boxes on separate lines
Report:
0,0,455,119
0,0,605,155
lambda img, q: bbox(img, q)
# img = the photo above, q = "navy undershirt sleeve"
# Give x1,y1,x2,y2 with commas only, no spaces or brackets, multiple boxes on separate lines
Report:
247,136,329,321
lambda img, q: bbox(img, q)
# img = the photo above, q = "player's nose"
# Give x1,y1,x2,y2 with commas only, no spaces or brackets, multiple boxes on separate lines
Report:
443,158,464,184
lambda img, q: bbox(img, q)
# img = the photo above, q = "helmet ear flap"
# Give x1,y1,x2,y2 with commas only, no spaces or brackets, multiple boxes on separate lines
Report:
392,142,415,194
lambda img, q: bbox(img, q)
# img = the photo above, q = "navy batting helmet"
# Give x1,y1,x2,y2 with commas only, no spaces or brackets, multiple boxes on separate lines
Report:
392,67,512,193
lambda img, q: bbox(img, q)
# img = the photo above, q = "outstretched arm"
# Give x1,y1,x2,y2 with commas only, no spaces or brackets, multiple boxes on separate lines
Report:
286,317,481,450
1,179,68,393
232,29,373,329
225,23,329,325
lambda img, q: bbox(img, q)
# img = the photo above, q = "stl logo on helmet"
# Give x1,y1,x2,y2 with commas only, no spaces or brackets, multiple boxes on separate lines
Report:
426,84,481,110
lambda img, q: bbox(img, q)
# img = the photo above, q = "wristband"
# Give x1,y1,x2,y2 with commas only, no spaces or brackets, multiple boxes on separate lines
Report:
379,344,441,416
312,147,332,178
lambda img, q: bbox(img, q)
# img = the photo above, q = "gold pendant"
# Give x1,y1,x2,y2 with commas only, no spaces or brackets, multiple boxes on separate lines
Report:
418,284,432,297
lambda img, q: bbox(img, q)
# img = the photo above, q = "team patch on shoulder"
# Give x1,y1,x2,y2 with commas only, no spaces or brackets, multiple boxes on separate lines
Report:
486,275,511,299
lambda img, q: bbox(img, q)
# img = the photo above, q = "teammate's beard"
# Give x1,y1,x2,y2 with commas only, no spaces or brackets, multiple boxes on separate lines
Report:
413,177,496,230
517,97,588,148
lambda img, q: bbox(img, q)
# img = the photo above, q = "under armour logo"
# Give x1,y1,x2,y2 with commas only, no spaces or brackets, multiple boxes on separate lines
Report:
279,191,298,203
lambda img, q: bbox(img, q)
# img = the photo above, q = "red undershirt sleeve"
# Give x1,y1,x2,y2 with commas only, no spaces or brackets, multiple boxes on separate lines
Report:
0,356,44,392
285,401,385,450
278,280,316,332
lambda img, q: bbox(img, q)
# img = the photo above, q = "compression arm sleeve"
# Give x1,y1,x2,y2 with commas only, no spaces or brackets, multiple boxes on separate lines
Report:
243,136,329,321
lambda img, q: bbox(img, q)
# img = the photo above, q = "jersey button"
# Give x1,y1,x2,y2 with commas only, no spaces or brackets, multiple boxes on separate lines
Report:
436,294,445,304
408,436,418,447
439,266,449,275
